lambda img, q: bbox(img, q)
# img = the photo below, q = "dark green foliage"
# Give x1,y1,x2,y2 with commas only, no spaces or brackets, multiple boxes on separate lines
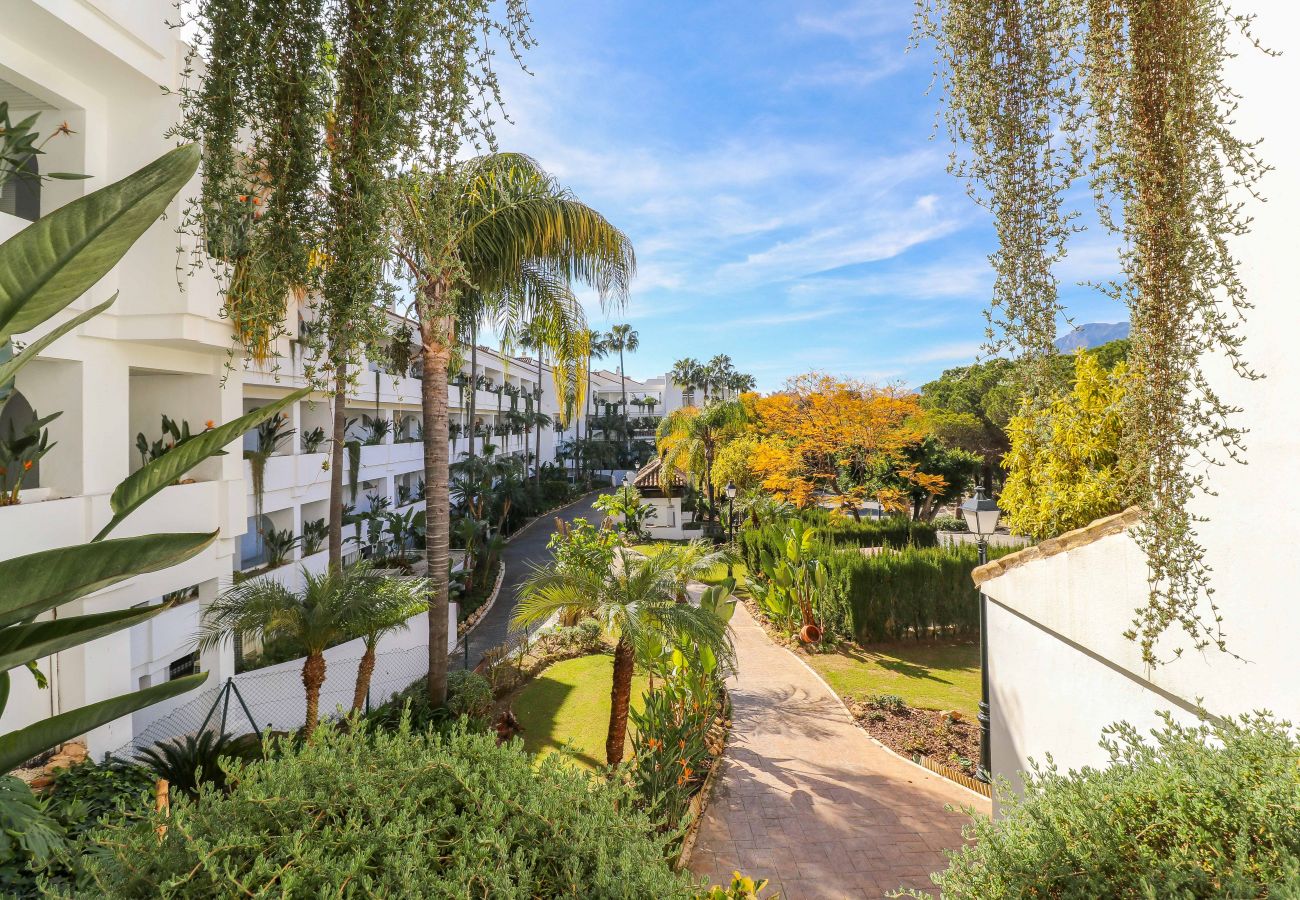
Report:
910,713,1300,899
134,730,259,797
445,670,492,721
828,543,1012,644
80,720,701,897
818,517,939,550
0,776,65,895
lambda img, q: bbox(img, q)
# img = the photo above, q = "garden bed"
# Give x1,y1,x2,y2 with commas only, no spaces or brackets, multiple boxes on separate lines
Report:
845,697,980,778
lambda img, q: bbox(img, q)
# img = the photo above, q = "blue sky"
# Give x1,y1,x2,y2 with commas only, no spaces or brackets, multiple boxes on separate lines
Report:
492,0,1126,391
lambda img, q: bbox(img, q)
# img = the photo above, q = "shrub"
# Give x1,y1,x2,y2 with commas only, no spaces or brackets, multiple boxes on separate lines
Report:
909,714,1300,899
134,731,256,798
80,720,701,897
866,694,906,713
931,514,967,533
446,670,493,721
827,543,1014,644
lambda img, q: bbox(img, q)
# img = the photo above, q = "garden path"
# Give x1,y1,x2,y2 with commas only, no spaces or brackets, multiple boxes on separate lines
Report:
460,491,602,670
689,604,990,899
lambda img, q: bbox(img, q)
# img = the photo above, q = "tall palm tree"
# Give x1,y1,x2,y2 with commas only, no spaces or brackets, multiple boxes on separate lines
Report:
727,371,757,396
670,357,704,407
582,329,612,471
656,400,748,519
705,354,735,403
514,548,732,765
391,154,634,707
604,324,640,460
199,565,383,731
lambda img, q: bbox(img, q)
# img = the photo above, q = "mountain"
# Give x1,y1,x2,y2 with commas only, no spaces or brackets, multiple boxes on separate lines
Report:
1055,321,1130,352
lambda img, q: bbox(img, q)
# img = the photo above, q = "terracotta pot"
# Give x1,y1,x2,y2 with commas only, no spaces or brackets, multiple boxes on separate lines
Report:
799,623,823,644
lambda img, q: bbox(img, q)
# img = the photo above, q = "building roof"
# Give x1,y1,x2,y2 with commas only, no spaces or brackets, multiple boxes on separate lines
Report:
971,506,1142,587
632,456,688,493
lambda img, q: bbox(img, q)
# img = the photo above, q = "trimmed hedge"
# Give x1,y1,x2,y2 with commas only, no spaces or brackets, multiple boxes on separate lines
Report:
828,542,1013,644
914,713,1300,899
80,719,700,897
799,509,939,549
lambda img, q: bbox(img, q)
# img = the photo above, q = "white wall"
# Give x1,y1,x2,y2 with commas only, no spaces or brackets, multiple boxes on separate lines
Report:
983,1,1300,799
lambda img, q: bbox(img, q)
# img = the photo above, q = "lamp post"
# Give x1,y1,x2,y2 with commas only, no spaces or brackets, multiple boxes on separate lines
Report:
724,480,738,578
961,484,1001,784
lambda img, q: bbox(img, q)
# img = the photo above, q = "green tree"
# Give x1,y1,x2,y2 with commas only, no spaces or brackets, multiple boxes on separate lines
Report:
347,575,429,712
1001,352,1136,540
514,549,731,766
669,357,705,406
594,483,657,540
656,400,748,518
392,153,633,708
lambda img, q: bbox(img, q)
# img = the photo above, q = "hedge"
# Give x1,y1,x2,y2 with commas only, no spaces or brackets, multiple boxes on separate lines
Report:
799,509,939,549
79,719,700,898
911,713,1300,899
827,542,1014,644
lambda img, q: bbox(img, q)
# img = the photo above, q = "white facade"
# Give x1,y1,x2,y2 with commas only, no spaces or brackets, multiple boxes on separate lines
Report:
0,0,581,757
979,3,1300,803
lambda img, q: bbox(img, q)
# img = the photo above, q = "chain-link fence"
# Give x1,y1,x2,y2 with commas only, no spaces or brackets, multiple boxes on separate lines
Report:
109,641,438,760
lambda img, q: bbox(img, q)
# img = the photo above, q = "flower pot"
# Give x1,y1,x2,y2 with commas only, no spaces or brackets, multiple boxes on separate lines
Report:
799,623,823,644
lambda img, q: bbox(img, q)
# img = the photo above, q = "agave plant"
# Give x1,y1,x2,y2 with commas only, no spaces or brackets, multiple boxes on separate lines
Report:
0,145,312,774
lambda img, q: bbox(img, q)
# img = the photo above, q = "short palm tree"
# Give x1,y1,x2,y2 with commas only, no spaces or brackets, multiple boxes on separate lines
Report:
513,548,731,766
655,540,737,602
349,576,430,712
199,565,382,731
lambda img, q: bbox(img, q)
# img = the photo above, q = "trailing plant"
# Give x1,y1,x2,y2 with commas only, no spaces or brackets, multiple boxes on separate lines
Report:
0,144,310,778
243,410,295,521
914,0,1270,663
904,713,1300,899
79,721,700,897
0,409,58,505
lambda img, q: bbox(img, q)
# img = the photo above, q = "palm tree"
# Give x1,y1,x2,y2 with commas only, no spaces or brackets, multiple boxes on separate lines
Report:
199,565,384,731
656,400,748,520
349,576,430,711
582,330,612,467
670,357,705,407
656,540,737,602
705,354,735,403
514,548,732,765
727,371,757,396
604,324,640,459
391,154,634,708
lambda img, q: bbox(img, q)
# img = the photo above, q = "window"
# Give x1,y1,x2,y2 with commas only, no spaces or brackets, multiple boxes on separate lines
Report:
168,651,200,681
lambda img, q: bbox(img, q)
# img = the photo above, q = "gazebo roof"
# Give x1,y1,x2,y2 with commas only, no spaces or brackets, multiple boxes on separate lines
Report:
632,456,688,493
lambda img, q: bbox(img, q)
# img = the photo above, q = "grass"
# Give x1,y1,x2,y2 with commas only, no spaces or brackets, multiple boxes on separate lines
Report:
513,654,649,770
803,640,980,717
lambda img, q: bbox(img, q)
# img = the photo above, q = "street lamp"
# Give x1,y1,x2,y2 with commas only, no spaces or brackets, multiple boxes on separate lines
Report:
961,484,1001,783
724,481,738,578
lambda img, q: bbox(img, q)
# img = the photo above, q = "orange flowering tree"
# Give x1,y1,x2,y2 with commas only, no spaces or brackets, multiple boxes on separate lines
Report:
747,373,949,517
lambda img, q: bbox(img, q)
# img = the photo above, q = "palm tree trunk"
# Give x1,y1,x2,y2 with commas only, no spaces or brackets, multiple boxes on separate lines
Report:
535,352,543,485
351,641,377,712
618,347,630,463
421,305,453,709
327,366,348,570
467,323,478,467
606,635,635,765
302,651,327,732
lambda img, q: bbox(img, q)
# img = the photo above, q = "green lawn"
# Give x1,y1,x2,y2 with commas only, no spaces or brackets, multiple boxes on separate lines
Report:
513,654,649,769
804,641,980,717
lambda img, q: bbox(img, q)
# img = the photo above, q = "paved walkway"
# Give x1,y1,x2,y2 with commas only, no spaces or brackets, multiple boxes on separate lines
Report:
460,492,601,670
689,605,990,899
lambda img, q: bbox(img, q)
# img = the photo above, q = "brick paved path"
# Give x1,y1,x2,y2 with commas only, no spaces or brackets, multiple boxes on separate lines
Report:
689,604,990,899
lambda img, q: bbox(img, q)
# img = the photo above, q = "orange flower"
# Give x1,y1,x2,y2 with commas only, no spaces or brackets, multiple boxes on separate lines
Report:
252,197,261,206
678,739,686,750
23,461,33,471
205,419,215,429
238,194,248,202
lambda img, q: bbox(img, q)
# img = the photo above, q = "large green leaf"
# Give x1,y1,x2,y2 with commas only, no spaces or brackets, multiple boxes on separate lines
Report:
0,531,215,629
0,673,207,773
0,144,199,342
0,295,115,403
0,605,173,674
96,388,311,540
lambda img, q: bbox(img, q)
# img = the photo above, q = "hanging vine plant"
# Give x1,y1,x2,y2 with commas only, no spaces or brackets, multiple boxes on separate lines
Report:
916,0,1269,664
171,0,327,363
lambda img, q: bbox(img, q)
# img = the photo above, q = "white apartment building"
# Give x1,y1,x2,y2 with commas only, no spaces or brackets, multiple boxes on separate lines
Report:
0,0,580,757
